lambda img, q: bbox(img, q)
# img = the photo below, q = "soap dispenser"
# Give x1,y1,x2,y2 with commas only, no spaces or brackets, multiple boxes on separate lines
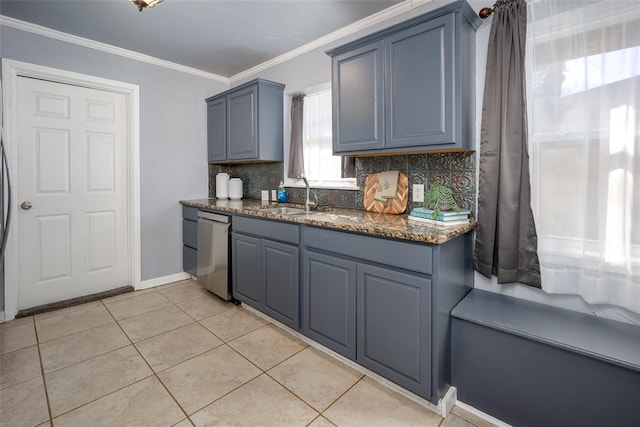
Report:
277,182,288,203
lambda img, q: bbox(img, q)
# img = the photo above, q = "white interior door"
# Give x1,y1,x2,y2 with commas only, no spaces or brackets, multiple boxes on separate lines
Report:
16,76,129,309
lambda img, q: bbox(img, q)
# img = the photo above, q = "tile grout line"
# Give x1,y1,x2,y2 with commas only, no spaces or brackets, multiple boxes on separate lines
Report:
305,414,337,427
31,299,105,323
104,296,175,322
196,307,269,343
34,306,115,345
104,282,266,421
177,354,264,418
37,323,131,377
122,317,198,345
220,325,328,419
135,331,225,374
225,323,310,374
318,374,367,424
102,287,286,425
262,369,321,418
158,315,310,417
41,298,161,421
32,316,55,427
101,297,194,424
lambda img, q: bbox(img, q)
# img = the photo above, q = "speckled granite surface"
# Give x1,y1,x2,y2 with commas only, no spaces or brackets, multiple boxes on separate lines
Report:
180,198,475,245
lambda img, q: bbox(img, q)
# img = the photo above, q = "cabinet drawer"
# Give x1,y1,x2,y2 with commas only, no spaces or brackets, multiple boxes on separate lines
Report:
183,219,197,249
183,246,197,277
234,216,299,244
302,226,432,275
182,206,199,221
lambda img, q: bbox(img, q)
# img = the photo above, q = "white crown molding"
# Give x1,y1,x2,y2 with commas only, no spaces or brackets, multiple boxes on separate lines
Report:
0,15,230,84
229,0,433,84
1,0,433,86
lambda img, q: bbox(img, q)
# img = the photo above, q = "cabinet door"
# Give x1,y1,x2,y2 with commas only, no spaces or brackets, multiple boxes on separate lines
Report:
332,41,385,153
207,97,227,162
227,85,258,160
262,239,300,330
302,250,356,359
385,15,455,149
183,246,197,277
357,263,432,399
231,232,261,308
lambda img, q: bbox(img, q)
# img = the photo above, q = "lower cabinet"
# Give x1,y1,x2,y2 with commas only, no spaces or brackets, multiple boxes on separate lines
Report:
302,249,432,397
262,239,299,328
182,206,198,276
300,225,472,404
357,263,431,398
231,216,300,330
302,250,357,359
231,233,262,307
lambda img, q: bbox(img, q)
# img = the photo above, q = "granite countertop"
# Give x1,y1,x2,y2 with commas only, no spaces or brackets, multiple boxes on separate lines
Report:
180,198,476,245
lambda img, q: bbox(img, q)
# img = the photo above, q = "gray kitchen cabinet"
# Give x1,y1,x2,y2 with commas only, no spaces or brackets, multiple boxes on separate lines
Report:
207,96,226,162
227,84,258,160
301,250,357,359
301,225,472,404
332,41,385,152
357,263,432,398
385,15,454,149
206,78,285,164
231,232,261,308
182,206,198,276
262,239,299,328
232,216,300,329
327,1,481,155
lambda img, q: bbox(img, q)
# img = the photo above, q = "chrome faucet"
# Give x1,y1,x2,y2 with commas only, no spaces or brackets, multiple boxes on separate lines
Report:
297,173,318,212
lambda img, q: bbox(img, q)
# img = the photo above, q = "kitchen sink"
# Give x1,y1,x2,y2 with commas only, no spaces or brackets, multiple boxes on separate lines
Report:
262,207,305,215
261,207,320,216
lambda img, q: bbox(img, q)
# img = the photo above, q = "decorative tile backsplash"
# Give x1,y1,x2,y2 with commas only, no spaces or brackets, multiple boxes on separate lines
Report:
209,151,476,213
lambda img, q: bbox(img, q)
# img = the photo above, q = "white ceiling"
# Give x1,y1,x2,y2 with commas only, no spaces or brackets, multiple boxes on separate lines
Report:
0,0,406,79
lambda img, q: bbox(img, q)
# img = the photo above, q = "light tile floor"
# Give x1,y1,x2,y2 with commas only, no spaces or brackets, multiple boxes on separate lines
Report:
0,279,496,427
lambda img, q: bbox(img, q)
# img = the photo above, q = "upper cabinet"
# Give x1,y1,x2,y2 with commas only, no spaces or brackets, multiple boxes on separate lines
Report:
206,79,285,164
327,1,481,156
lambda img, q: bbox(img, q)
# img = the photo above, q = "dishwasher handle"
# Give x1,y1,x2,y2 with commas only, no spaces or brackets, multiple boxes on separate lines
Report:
198,211,230,223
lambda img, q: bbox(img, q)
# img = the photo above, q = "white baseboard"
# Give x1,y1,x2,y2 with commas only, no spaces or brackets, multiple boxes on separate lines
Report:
138,272,193,290
0,311,4,323
455,400,511,427
440,386,457,417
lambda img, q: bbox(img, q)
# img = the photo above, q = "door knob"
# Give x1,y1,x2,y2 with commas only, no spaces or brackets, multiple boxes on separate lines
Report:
21,201,32,210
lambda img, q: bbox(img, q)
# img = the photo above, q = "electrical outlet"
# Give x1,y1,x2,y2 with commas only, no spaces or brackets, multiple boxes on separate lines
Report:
413,184,424,203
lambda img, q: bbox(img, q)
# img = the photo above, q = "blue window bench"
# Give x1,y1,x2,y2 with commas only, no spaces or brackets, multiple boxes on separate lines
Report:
451,289,640,427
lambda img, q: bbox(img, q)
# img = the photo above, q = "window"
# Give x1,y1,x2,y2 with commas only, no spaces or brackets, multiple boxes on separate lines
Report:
527,0,640,314
284,85,357,189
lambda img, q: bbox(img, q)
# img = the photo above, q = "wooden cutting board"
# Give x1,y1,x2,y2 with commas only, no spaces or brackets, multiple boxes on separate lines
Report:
363,172,408,214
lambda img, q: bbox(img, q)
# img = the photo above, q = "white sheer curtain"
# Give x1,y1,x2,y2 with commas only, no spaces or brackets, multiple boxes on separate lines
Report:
302,88,347,186
527,0,640,314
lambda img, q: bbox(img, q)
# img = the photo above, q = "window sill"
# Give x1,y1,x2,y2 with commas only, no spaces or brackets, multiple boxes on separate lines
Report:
285,183,360,191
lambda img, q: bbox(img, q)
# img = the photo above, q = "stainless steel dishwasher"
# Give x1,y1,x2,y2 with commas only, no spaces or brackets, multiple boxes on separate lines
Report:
197,211,231,300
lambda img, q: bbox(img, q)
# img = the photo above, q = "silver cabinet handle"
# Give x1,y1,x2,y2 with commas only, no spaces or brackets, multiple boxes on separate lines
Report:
21,201,32,210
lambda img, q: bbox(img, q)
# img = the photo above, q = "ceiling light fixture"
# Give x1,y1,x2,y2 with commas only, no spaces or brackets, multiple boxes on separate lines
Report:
130,0,163,12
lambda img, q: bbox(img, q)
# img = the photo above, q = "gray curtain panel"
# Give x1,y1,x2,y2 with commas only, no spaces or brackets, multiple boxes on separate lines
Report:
288,94,305,178
474,0,541,288
341,156,356,178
